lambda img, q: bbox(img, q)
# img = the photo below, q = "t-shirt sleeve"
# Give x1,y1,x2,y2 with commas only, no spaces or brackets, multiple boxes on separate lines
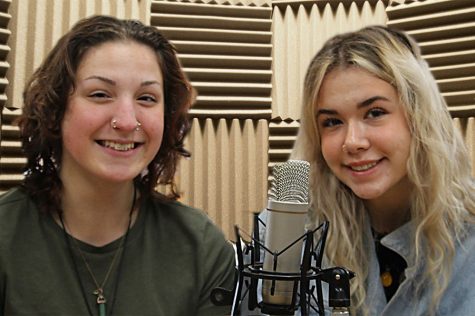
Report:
196,221,236,316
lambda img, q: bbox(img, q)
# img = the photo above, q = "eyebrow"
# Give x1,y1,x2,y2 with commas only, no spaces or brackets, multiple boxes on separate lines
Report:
358,96,389,108
141,80,161,87
316,95,390,118
85,75,116,85
84,76,161,87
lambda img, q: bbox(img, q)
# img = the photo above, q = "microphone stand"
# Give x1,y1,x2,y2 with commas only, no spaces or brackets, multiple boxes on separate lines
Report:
211,214,355,315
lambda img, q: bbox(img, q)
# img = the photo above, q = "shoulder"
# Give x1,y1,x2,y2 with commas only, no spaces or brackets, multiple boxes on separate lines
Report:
449,222,475,281
438,223,475,314
0,188,39,238
0,187,35,221
144,194,235,271
456,222,475,257
0,188,38,263
148,195,212,225
145,194,228,244
0,187,28,206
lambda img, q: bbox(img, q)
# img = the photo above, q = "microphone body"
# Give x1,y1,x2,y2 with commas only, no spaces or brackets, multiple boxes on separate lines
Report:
262,201,307,305
262,160,310,307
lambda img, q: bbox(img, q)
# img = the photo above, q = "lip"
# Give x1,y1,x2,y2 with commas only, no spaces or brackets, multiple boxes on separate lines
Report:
95,139,144,154
345,159,382,173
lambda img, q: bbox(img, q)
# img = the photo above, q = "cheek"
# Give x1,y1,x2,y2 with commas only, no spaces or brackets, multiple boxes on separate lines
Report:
320,137,338,166
378,128,411,160
395,138,411,170
61,122,84,160
153,126,165,146
145,115,165,145
61,113,77,146
141,107,164,130
62,101,97,133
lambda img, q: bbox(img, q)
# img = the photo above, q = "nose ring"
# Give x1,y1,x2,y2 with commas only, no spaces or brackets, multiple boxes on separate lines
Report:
342,144,347,152
111,119,141,131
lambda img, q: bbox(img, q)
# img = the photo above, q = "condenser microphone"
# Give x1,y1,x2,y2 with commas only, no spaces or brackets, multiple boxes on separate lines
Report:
262,159,310,307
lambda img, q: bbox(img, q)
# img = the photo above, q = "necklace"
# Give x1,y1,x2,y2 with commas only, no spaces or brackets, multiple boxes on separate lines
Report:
59,189,136,316
372,229,407,301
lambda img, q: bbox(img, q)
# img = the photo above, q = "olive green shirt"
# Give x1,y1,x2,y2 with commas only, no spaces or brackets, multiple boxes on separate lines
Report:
0,188,235,316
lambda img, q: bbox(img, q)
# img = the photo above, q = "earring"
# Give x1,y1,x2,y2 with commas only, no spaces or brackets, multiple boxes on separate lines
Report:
111,119,118,129
135,121,142,131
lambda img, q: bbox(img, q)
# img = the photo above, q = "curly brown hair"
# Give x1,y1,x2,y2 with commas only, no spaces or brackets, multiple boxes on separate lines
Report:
17,15,193,214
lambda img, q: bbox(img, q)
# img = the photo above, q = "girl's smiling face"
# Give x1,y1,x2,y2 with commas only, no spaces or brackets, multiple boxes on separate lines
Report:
316,66,412,208
61,40,164,184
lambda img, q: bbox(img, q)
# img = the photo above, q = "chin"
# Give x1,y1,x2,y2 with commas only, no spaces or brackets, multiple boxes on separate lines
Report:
98,173,139,183
355,191,384,200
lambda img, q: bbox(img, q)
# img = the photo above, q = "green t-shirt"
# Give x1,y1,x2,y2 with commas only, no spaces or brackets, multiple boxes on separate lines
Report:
0,188,235,315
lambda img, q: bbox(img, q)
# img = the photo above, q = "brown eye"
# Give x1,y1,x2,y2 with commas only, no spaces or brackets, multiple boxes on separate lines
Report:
321,118,342,128
366,108,387,119
138,95,156,103
89,91,110,99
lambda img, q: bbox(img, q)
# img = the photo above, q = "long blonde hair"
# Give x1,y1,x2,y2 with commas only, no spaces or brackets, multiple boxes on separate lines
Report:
292,25,475,314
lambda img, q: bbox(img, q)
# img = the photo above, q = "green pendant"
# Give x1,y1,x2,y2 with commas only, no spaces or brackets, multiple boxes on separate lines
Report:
94,289,107,316
98,302,106,316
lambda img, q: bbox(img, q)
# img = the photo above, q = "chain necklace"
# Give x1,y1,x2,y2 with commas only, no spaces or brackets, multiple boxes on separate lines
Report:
59,189,136,316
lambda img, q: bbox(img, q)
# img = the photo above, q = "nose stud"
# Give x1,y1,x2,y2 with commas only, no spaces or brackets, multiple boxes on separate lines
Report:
342,144,347,152
110,119,141,131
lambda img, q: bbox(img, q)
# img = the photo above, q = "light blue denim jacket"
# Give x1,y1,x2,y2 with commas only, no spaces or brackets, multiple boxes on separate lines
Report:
244,211,475,316
356,219,475,316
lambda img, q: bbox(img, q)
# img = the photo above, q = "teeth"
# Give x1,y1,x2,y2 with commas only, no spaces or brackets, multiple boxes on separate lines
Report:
350,162,377,171
103,140,135,151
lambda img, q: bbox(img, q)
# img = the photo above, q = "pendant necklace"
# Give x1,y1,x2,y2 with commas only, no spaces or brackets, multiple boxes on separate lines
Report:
372,228,407,301
59,188,136,316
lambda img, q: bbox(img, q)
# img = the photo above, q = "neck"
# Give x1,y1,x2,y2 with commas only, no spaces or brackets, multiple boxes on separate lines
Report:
59,173,137,247
366,204,410,235
364,177,413,235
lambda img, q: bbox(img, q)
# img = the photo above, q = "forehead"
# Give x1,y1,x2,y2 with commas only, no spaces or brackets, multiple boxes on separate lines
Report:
75,40,163,81
316,66,398,108
77,40,160,70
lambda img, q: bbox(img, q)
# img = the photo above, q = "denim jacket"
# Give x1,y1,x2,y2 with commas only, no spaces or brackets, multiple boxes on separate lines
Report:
358,219,475,316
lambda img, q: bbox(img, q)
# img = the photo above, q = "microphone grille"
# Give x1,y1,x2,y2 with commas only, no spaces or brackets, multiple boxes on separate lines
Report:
268,160,310,203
